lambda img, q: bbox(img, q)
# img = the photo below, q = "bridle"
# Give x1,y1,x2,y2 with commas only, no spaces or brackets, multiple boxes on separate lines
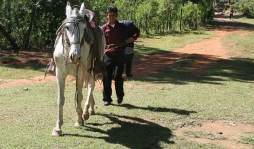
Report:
56,16,85,46
55,16,88,65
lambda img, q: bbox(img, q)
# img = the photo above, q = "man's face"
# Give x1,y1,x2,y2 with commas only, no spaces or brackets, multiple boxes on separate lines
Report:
107,12,117,24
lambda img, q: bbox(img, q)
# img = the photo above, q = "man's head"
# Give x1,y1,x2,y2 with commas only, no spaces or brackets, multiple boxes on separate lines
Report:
106,6,118,25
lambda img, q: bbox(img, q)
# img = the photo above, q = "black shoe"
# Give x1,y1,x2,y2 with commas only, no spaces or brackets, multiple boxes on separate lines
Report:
104,101,111,106
117,98,123,104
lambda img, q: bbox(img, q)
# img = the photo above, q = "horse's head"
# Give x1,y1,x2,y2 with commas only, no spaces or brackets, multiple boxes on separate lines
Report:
62,2,89,64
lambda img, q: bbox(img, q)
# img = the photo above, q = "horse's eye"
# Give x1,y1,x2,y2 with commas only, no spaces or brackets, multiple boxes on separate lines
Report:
66,26,70,30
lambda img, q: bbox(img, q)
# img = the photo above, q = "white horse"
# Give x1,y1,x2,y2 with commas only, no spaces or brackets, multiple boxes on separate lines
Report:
52,2,105,136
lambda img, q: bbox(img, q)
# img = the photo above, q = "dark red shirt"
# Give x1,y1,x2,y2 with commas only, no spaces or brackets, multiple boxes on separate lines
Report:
102,21,127,53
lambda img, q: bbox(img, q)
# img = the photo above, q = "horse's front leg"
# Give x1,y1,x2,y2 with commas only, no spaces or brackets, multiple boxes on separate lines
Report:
89,92,95,115
82,76,95,120
74,70,85,127
52,67,66,136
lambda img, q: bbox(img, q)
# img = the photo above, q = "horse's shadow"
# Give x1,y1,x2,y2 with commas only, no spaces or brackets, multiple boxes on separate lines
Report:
64,113,174,149
116,103,197,115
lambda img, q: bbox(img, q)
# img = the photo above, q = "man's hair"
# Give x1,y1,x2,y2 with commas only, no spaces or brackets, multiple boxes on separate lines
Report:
107,6,118,14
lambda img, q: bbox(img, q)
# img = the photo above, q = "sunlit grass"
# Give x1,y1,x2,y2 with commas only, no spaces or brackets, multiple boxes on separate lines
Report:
0,66,44,80
136,31,212,53
240,134,254,145
234,17,254,25
1,80,244,148
223,31,254,58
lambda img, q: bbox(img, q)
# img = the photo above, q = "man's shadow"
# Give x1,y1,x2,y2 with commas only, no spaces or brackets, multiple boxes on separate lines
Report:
64,113,174,149
117,103,197,115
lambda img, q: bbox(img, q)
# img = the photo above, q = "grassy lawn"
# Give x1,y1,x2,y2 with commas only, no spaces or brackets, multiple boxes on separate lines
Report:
1,63,254,148
0,66,44,80
136,31,212,56
234,17,254,25
0,81,224,149
223,31,254,58
1,20,254,148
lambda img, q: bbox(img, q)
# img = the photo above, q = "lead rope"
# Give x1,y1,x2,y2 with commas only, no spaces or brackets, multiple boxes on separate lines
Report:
75,63,80,108
74,21,80,108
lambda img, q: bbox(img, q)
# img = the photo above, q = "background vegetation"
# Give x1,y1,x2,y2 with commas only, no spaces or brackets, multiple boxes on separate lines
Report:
0,0,214,52
234,0,254,17
0,0,253,52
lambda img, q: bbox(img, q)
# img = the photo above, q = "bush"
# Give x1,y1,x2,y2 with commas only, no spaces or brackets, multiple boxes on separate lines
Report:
235,0,254,18
182,2,202,30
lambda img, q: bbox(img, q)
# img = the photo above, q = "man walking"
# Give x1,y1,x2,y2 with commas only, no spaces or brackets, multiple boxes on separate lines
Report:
101,6,129,106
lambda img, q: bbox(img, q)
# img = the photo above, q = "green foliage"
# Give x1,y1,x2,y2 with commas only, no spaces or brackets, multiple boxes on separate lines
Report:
182,2,201,30
234,0,254,18
0,0,67,50
0,0,214,50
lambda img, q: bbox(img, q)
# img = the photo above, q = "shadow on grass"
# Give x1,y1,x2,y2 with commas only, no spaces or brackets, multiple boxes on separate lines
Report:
116,104,197,116
133,46,254,85
210,18,254,31
0,50,50,71
63,114,174,149
141,30,210,38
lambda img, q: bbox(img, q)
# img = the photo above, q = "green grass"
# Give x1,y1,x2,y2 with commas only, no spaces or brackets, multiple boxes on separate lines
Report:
0,82,221,149
0,66,44,80
136,31,212,56
234,17,254,25
240,134,254,145
2,73,252,148
223,31,254,58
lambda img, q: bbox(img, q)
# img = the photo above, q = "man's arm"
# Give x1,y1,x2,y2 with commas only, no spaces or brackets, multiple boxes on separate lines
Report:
125,22,140,43
132,24,140,40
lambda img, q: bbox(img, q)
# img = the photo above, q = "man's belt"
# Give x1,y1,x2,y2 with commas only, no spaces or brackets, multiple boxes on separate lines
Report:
105,42,126,49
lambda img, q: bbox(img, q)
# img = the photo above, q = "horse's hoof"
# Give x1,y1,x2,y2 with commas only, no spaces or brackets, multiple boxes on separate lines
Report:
52,128,62,137
74,121,84,127
82,113,89,121
89,110,95,115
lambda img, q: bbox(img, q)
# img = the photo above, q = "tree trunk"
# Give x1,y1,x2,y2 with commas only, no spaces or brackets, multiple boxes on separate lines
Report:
23,7,36,50
0,23,19,53
180,8,183,31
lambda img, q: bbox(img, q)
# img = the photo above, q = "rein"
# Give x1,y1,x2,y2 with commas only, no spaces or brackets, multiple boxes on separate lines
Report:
75,63,80,108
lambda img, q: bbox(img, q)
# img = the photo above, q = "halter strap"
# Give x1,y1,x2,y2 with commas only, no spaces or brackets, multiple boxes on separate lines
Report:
56,17,85,36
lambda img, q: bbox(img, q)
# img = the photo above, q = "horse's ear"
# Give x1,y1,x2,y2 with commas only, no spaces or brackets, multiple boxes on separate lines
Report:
66,1,72,18
79,2,94,21
79,2,86,17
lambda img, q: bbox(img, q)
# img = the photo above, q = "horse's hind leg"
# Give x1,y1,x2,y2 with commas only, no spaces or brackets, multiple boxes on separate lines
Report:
74,72,85,127
83,77,95,120
52,68,66,136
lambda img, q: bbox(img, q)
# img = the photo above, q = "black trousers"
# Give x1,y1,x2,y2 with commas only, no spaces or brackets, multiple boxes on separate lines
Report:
103,52,124,102
125,53,134,76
